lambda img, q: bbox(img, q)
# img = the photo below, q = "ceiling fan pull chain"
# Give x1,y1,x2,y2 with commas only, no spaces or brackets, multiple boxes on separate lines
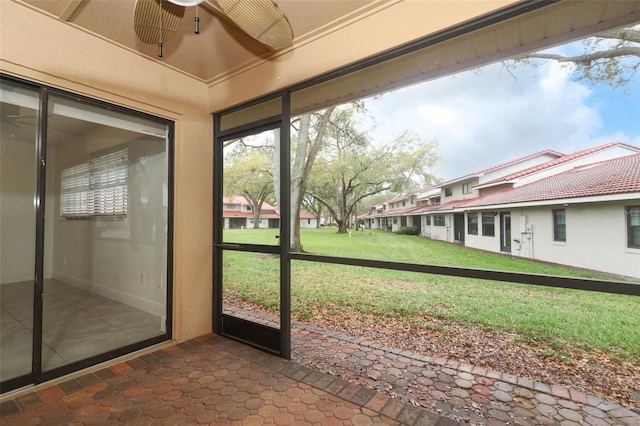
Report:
194,2,200,34
158,0,164,57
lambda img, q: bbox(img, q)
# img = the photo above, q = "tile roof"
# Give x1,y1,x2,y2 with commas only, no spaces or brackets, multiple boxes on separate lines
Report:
476,142,640,188
222,211,252,218
378,205,419,216
419,199,471,213
223,196,277,211
223,195,248,204
464,153,640,207
471,149,564,175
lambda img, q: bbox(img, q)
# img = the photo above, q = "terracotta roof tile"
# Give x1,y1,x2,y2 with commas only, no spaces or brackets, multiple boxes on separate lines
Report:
477,142,639,187
464,154,640,207
472,149,564,175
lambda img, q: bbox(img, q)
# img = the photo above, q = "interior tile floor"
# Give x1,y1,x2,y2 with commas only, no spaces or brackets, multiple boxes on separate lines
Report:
0,280,163,381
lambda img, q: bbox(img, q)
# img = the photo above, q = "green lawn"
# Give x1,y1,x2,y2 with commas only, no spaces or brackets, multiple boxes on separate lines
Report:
222,228,640,363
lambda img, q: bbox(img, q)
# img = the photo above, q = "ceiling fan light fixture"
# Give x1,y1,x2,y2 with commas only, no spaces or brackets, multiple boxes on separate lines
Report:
165,0,203,6
217,0,294,50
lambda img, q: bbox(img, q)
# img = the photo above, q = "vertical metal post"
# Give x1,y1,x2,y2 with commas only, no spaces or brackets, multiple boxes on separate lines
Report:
279,92,291,359
32,88,48,382
212,113,223,334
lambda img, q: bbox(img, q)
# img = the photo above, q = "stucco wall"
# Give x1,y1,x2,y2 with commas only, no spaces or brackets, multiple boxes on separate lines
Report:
425,218,452,242
516,202,639,279
464,204,640,279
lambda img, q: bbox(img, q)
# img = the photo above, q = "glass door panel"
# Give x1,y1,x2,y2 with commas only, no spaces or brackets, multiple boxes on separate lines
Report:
42,95,169,371
222,130,280,245
0,81,39,383
218,126,283,354
501,212,511,253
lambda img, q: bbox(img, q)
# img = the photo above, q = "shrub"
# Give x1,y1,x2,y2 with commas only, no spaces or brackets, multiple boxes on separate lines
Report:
396,226,419,235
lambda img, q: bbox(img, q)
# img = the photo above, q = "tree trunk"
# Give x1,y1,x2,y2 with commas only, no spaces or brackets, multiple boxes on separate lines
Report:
252,208,261,229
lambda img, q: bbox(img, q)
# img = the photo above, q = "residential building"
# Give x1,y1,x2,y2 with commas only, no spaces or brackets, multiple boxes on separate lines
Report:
371,143,640,279
463,153,640,278
223,196,317,229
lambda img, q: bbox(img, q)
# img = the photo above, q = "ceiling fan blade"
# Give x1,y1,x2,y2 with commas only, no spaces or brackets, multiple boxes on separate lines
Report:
217,0,293,50
134,0,185,45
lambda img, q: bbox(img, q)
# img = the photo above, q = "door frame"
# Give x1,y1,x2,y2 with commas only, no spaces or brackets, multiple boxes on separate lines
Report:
0,75,174,394
500,212,512,253
453,213,465,244
213,93,292,358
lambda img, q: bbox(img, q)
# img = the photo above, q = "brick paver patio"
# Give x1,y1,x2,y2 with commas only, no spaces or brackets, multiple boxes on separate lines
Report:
1,310,639,425
0,334,449,425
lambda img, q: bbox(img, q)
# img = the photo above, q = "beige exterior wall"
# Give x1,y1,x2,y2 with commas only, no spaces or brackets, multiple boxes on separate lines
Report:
1,0,519,344
463,203,640,279
512,202,640,279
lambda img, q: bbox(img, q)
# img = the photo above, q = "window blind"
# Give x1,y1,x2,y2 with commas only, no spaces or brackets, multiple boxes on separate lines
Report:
60,147,128,218
91,149,128,216
60,163,91,217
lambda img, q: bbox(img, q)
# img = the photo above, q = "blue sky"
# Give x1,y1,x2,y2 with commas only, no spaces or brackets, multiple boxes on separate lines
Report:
363,36,640,181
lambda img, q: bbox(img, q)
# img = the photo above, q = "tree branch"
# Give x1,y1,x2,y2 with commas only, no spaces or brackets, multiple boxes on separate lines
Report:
525,46,640,66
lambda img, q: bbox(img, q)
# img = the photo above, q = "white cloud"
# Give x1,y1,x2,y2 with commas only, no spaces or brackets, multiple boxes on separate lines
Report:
363,58,636,181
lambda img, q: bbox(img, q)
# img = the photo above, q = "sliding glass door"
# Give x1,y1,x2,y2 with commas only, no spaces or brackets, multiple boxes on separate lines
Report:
0,76,173,393
0,80,39,385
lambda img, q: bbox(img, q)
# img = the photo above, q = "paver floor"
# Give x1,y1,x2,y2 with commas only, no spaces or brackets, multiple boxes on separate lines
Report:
0,334,449,425
2,310,639,425
229,306,640,426
290,320,640,426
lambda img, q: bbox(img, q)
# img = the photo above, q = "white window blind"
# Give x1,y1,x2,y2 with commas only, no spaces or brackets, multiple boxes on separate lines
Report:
60,163,91,217
60,147,128,218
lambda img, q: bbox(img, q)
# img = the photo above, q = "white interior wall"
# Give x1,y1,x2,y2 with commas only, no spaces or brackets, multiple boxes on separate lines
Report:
0,135,37,284
48,132,168,316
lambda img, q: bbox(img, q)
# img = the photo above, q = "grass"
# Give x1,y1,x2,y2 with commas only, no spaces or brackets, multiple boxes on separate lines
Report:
222,228,640,363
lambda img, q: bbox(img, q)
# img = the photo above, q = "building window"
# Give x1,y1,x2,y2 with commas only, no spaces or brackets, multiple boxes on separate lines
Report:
467,212,478,235
482,213,495,236
628,206,640,249
60,147,128,218
553,209,566,242
307,219,311,224
444,187,453,197
426,216,431,225
434,215,445,226
462,183,472,194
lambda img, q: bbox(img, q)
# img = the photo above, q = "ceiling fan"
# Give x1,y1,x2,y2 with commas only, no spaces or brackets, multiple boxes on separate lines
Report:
133,0,294,57
0,104,36,140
